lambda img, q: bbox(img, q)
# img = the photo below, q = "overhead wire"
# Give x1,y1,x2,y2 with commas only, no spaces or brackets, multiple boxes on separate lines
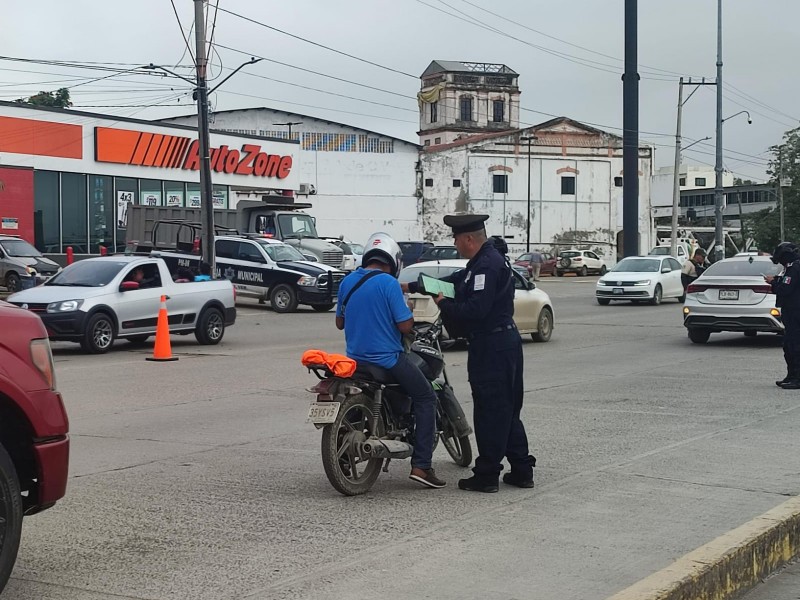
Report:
169,0,196,66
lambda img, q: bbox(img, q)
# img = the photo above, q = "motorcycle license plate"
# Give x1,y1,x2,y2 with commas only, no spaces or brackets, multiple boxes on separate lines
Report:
307,402,340,424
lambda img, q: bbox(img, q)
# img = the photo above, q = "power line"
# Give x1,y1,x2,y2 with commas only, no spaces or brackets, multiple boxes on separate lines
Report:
214,6,418,79
724,81,799,123
169,0,196,66
453,0,703,80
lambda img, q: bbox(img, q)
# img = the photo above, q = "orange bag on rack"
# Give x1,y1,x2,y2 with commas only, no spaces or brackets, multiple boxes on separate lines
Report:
301,349,357,378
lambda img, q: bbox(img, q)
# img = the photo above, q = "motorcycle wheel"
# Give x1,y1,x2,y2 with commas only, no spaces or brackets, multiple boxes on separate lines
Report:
321,393,384,496
439,410,473,467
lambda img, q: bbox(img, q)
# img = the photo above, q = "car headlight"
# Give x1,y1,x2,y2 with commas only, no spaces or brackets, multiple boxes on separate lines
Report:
25,266,38,276
47,299,83,313
633,280,651,286
297,275,317,287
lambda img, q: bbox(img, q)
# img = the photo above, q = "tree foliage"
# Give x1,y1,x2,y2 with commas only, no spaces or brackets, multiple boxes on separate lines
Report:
15,88,72,108
743,126,800,251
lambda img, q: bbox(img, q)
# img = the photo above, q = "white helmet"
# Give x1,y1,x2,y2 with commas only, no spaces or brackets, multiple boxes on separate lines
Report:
362,232,403,277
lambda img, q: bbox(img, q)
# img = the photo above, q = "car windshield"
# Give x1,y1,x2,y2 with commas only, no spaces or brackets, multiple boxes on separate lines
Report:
278,214,318,239
260,243,306,262
648,247,669,255
1,239,42,257
350,243,364,255
46,260,127,287
397,264,463,284
561,251,580,258
611,258,661,273
702,259,783,277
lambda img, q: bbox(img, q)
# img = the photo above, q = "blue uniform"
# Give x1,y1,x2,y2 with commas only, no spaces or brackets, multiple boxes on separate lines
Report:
772,261,800,380
438,241,534,483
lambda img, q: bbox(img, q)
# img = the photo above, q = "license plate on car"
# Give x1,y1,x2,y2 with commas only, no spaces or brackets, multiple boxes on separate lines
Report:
307,402,340,423
719,289,739,300
613,287,624,295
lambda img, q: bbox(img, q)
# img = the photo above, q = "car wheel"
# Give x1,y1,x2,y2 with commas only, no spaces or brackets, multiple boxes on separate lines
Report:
579,266,588,277
599,265,607,275
744,330,757,338
195,307,225,345
678,292,686,303
0,443,23,595
688,328,711,344
531,306,553,342
649,285,663,306
80,312,115,354
3,273,21,293
597,297,611,306
311,303,335,312
270,284,299,313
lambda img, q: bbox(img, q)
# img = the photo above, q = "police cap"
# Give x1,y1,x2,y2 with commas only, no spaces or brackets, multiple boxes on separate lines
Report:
443,213,489,235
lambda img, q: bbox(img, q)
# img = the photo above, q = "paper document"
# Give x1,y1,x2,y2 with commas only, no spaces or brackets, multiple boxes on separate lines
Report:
419,274,456,298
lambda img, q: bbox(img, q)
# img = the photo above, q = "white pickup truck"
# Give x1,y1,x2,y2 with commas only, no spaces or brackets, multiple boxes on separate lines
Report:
7,256,236,353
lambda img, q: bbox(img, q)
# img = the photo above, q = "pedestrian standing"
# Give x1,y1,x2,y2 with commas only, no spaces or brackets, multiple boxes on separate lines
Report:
403,214,535,492
530,251,543,281
766,242,800,389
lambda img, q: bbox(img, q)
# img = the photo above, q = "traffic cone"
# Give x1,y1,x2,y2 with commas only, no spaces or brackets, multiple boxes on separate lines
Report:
146,295,178,362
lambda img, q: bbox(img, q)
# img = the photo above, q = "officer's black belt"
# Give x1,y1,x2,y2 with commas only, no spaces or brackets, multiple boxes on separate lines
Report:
467,323,516,340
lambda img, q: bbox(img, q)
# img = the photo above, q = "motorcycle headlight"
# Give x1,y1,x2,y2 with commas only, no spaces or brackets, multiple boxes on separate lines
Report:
297,275,317,287
47,299,83,313
633,280,651,286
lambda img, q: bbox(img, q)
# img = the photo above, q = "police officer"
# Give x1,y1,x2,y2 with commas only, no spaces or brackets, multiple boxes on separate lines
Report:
404,214,535,492
766,242,800,389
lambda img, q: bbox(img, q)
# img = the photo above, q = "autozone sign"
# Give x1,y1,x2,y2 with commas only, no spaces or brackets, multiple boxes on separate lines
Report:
94,127,293,179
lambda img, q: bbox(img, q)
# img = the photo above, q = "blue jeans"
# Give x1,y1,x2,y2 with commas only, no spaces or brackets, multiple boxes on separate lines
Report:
388,353,437,470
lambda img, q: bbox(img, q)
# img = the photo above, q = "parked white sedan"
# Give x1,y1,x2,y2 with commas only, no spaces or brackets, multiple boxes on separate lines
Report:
398,259,554,342
596,256,685,305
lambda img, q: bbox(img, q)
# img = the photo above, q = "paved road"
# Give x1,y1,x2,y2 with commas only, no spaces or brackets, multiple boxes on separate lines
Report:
4,275,800,600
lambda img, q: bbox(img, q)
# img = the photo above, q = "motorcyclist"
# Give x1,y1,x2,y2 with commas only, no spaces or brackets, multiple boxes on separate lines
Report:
335,233,446,488
765,242,800,389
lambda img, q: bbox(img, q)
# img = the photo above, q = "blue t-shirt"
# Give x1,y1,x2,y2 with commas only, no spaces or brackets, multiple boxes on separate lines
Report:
336,267,412,369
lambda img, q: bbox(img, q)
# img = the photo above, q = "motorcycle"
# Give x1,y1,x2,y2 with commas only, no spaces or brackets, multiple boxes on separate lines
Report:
304,319,473,496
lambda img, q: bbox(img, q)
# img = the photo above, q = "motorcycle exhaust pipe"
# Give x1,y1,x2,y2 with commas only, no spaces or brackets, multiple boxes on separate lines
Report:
361,439,413,459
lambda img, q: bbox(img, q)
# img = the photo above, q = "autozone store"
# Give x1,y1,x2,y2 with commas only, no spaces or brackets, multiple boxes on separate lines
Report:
0,102,298,255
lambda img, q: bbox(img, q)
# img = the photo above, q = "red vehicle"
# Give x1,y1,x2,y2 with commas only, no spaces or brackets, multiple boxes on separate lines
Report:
514,252,557,279
0,301,69,593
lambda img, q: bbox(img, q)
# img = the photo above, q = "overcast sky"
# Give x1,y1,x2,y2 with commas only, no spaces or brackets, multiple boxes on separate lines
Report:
3,0,798,181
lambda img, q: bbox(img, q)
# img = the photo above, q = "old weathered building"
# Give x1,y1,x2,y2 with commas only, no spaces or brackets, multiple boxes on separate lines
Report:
417,60,654,262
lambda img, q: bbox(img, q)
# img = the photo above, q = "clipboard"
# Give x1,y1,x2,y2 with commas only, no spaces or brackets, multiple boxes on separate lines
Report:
418,273,455,298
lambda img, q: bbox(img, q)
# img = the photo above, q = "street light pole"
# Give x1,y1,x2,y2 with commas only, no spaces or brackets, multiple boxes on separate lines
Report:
713,0,724,262
670,78,684,258
520,135,537,252
275,121,302,140
779,145,785,240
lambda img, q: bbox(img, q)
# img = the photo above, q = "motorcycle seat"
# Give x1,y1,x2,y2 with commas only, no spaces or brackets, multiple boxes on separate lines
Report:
354,363,398,385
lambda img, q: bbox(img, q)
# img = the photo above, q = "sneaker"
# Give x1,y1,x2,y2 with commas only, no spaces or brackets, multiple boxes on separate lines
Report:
502,472,535,489
409,468,446,489
457,476,499,493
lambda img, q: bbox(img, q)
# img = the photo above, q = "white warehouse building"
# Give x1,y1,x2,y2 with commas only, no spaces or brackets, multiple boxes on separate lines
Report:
160,108,422,245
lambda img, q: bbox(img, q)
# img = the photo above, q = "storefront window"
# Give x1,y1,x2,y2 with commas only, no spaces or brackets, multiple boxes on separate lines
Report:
186,183,201,209
164,181,185,207
61,173,87,253
115,177,137,251
33,171,59,253
140,179,162,206
89,175,113,253
212,184,229,209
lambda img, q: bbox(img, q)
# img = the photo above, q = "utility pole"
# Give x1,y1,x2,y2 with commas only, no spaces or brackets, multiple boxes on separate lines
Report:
622,0,640,258
670,78,684,259
779,145,785,240
713,0,724,262
194,0,215,272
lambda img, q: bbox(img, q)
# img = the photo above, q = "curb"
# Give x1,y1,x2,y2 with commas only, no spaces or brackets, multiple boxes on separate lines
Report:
606,496,800,600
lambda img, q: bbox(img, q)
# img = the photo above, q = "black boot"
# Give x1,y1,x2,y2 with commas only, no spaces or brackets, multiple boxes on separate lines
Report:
779,357,800,389
776,354,793,386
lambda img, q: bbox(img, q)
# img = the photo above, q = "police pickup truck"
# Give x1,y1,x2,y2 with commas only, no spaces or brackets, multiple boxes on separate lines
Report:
157,234,345,313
